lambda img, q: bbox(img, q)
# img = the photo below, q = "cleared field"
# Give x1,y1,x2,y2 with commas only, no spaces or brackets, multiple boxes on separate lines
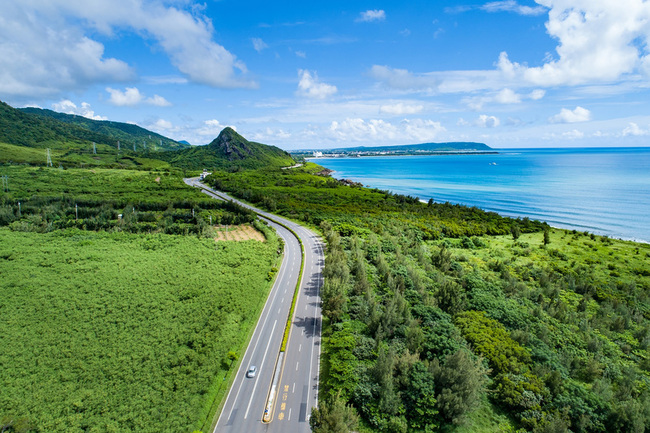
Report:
213,224,266,242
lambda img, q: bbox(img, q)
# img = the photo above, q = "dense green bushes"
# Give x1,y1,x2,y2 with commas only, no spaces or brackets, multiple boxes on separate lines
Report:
0,228,280,432
233,164,650,432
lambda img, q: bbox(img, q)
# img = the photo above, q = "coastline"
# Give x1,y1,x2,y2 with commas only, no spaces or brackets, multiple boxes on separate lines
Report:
317,160,649,245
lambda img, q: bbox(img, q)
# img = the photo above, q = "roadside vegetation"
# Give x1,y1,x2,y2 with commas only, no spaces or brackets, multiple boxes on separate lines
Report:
0,165,280,433
205,164,650,433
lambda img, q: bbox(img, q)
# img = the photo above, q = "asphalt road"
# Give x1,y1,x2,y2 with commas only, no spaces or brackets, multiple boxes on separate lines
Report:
184,178,323,433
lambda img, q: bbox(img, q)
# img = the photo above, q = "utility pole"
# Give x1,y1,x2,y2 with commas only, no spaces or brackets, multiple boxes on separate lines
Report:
92,142,96,154
75,204,78,221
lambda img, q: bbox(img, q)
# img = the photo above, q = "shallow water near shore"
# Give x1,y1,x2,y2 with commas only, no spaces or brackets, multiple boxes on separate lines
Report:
315,147,650,243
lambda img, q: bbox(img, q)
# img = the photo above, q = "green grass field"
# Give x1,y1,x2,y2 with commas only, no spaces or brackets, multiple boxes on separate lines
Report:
0,228,279,432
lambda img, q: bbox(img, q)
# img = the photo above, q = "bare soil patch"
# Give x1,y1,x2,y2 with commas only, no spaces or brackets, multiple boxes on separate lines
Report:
213,224,265,242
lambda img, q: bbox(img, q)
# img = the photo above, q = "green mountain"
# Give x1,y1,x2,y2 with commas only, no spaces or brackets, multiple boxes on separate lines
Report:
163,127,295,170
0,101,115,148
0,101,172,169
19,106,187,151
330,141,493,153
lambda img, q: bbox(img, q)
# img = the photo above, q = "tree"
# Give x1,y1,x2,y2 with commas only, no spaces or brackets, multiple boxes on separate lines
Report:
543,228,551,246
431,348,487,425
511,223,521,241
404,361,439,431
310,396,359,433
435,278,466,315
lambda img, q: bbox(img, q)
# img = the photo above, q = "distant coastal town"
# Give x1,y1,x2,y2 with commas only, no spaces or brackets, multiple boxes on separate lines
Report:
292,140,497,159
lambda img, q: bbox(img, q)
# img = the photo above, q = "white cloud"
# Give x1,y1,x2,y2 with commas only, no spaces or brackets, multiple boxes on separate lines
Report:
562,129,584,139
356,9,386,22
197,119,227,137
251,128,292,142
369,65,437,91
52,100,107,120
252,38,268,53
622,122,650,136
297,70,337,99
373,1,650,97
147,94,172,107
379,102,424,115
106,87,171,107
549,106,591,123
494,88,521,104
475,115,500,128
152,119,174,131
529,89,546,100
295,50,307,58
0,0,254,100
497,1,650,86
326,118,445,142
481,1,547,16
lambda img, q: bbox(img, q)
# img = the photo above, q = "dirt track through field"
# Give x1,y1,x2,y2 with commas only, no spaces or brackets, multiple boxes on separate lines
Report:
213,224,265,242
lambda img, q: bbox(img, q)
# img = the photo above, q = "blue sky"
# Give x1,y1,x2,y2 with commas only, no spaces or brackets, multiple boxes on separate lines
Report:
2,0,650,149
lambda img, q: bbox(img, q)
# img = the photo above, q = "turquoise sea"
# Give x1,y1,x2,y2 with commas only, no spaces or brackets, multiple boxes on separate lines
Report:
315,147,650,243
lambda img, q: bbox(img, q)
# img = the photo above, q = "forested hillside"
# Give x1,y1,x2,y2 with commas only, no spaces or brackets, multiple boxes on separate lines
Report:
205,163,650,433
20,107,188,151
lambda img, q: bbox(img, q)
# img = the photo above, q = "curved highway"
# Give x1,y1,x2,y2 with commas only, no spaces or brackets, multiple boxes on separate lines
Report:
184,178,323,433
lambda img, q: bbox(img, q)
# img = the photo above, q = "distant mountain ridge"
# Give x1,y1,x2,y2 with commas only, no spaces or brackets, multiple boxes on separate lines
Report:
19,106,188,151
330,141,492,153
162,127,295,170
1,100,293,170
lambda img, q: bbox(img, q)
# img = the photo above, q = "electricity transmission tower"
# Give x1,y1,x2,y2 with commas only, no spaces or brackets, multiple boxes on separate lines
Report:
46,148,53,167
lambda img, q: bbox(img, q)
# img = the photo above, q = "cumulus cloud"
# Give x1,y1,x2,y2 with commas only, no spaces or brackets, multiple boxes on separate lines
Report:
152,119,174,131
622,122,650,136
379,102,424,115
356,9,386,22
373,1,650,96
562,129,584,139
52,100,107,120
251,128,292,142
529,89,546,100
475,115,500,128
549,106,591,123
326,118,445,142
252,38,268,53
497,1,650,86
297,70,337,99
494,88,521,104
106,87,171,107
197,119,228,137
0,0,254,100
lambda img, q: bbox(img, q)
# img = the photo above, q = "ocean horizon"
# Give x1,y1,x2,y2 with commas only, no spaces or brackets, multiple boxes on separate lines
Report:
314,147,650,243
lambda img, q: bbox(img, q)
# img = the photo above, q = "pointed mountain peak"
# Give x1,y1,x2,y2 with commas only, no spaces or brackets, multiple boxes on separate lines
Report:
208,127,253,159
212,127,247,146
